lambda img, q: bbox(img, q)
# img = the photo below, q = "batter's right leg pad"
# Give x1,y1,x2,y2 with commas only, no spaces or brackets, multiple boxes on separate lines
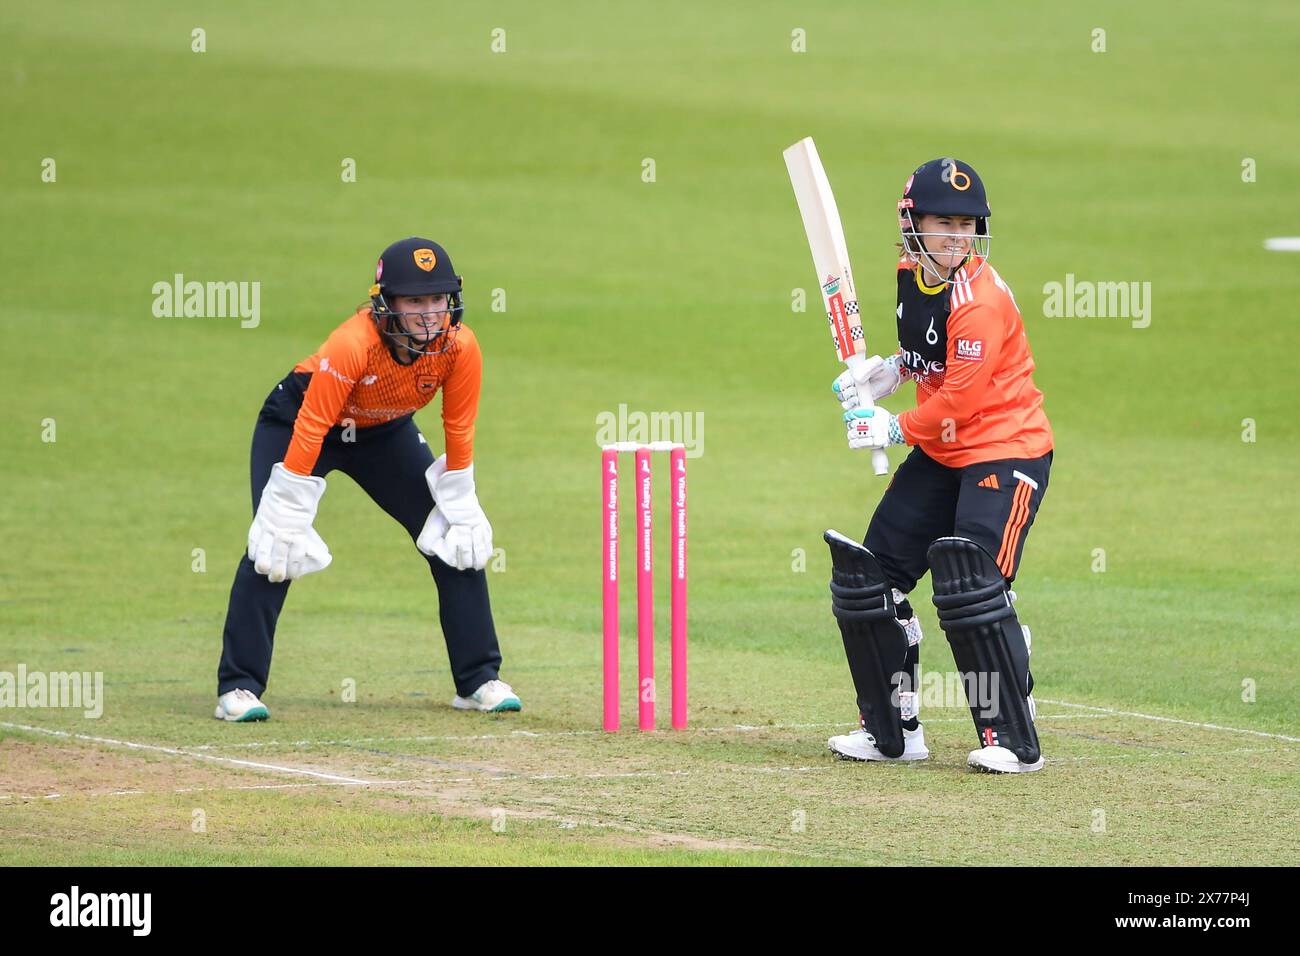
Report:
928,536,1041,765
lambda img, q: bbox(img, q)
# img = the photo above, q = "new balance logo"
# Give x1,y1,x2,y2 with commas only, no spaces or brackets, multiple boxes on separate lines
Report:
977,474,1000,490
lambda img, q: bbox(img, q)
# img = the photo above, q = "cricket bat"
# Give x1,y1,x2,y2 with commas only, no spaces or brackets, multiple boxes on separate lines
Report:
783,136,889,477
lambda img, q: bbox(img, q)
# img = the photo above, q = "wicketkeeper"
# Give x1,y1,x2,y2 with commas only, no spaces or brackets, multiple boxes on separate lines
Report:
825,159,1053,773
213,237,519,722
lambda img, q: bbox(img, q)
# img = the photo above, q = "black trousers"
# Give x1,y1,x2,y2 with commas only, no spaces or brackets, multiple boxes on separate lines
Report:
217,373,502,699
865,446,1052,593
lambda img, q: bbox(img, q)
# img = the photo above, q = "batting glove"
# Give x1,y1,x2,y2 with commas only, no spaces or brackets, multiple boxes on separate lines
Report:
845,407,905,450
832,353,903,410
247,463,332,583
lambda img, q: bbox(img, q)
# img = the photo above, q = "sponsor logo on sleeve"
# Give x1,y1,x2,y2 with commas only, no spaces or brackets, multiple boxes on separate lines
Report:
955,338,984,362
318,355,357,385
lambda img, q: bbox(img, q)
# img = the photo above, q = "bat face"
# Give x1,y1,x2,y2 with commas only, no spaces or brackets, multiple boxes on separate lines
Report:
783,137,866,365
785,136,890,477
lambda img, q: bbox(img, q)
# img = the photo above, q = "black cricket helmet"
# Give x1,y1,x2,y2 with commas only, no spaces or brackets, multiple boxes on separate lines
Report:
897,158,992,282
369,237,464,357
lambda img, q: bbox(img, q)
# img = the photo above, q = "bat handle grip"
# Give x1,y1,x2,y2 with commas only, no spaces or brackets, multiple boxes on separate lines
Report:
844,357,890,476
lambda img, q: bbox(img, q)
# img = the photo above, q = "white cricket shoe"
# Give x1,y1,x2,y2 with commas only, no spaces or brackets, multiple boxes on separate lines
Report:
451,679,521,713
963,623,1041,772
828,725,929,762
214,688,269,722
967,745,1044,774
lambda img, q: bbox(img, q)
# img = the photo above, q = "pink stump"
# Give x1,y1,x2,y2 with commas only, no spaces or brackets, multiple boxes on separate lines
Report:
636,447,655,730
602,448,619,732
670,445,687,729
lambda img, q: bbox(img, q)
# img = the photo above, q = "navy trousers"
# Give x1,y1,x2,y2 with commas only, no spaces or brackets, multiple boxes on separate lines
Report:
217,373,502,699
865,446,1052,593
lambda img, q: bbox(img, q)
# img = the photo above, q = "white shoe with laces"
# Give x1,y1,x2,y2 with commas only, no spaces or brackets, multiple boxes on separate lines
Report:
451,679,521,713
214,688,269,722
967,745,1045,774
829,725,929,762
967,621,1043,772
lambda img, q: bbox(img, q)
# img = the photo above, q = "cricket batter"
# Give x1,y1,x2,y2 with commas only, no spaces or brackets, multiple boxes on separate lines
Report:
824,159,1053,773
213,237,519,722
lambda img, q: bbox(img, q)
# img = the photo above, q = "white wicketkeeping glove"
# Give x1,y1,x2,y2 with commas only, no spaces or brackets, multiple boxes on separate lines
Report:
417,455,494,571
247,462,332,583
832,353,903,410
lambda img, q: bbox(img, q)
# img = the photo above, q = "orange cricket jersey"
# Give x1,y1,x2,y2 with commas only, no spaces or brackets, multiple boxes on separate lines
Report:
895,259,1053,467
282,309,481,475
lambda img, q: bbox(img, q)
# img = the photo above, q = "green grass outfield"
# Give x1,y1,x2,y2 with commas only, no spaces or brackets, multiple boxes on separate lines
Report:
2,1,1297,865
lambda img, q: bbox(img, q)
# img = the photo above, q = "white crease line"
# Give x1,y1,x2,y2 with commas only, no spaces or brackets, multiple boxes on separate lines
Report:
1039,699,1300,744
426,766,832,783
180,713,1116,750
1046,747,1285,764
505,748,1296,781
171,778,417,794
5,745,1292,804
0,721,381,785
0,779,420,804
347,746,1295,784
181,722,869,749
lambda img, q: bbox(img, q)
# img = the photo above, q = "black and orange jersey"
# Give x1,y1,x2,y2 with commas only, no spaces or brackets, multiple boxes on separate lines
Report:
283,310,481,475
893,257,1053,467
